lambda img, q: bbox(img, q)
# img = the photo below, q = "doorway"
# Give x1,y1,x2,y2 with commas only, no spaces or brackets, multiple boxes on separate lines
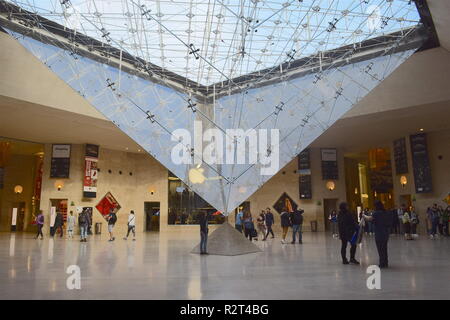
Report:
10,202,26,231
323,198,338,232
145,202,160,231
49,199,67,236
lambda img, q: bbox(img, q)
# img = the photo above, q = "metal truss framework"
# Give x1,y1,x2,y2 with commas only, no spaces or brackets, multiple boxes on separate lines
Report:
0,0,432,214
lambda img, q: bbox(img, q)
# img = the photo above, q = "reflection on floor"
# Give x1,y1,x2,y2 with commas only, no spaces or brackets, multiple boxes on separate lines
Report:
1,231,449,299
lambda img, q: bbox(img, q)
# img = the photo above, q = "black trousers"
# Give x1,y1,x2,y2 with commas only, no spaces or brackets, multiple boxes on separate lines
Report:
126,225,135,238
341,239,356,261
375,239,389,267
36,225,43,238
264,225,274,239
244,227,253,241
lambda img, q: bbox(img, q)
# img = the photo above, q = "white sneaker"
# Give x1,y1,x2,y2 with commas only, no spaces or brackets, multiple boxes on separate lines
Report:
281,239,286,244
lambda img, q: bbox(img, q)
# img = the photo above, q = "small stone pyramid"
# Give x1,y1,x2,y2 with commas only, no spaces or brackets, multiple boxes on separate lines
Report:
191,223,262,256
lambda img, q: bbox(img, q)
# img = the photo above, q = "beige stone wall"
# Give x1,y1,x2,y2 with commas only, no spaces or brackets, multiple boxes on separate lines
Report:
39,144,168,236
390,129,450,234
0,154,37,232
228,147,347,232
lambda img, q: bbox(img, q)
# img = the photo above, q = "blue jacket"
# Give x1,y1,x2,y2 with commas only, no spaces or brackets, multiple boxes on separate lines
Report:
265,212,274,226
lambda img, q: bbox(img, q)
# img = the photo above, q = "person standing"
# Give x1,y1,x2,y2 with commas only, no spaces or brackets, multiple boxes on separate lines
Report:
337,202,359,265
428,204,440,239
280,208,291,244
391,206,400,234
329,209,338,238
67,211,76,239
364,201,392,268
198,212,209,254
235,207,244,233
443,205,450,236
123,210,136,241
53,211,64,238
243,211,255,241
35,210,44,240
438,205,445,236
263,208,275,240
256,211,266,240
78,209,91,242
290,209,304,244
397,204,406,235
402,209,412,240
107,209,118,242
410,207,419,238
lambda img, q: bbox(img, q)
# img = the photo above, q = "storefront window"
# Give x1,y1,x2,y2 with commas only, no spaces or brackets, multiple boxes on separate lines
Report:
168,172,225,225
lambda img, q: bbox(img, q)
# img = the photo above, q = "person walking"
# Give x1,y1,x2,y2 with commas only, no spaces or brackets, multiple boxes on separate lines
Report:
235,207,244,233
337,202,359,265
263,208,275,240
290,208,304,244
123,210,136,241
243,211,255,241
198,212,209,254
402,209,413,240
67,211,76,239
363,201,392,268
329,209,338,238
256,211,266,240
107,209,118,241
78,209,91,242
280,207,291,244
35,210,44,240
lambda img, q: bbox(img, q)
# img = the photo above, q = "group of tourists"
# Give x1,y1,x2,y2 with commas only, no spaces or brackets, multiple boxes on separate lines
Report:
426,203,449,239
234,207,304,244
34,209,136,242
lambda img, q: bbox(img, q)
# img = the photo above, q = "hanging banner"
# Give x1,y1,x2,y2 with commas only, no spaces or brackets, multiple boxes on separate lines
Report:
298,149,312,199
83,144,99,198
34,159,43,201
95,192,121,221
50,206,57,227
321,148,338,180
410,133,432,193
393,137,408,175
50,144,71,178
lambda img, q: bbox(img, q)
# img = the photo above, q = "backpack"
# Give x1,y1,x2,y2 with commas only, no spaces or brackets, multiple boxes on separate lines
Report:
79,213,87,224
109,213,117,224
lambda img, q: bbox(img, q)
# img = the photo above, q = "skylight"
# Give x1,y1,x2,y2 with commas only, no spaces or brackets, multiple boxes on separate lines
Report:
6,0,421,86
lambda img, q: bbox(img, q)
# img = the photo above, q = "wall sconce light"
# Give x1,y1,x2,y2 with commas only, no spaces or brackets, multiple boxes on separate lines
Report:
400,176,407,188
54,181,64,191
354,187,358,194
14,185,23,194
149,187,155,195
326,181,335,191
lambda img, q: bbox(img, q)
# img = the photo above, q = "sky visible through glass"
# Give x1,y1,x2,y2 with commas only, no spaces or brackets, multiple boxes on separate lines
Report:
7,0,421,86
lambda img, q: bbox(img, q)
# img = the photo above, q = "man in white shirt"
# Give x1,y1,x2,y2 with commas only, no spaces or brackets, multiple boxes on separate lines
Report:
124,210,136,241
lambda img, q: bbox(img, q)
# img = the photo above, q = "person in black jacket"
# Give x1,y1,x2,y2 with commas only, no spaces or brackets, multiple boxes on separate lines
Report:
280,207,291,244
290,209,304,244
263,208,275,240
198,212,209,254
364,200,392,268
337,202,359,265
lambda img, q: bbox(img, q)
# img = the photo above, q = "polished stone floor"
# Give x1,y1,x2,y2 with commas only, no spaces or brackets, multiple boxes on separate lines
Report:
1,230,449,300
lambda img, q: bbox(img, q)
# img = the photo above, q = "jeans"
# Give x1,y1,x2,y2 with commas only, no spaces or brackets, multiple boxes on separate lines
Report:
200,231,208,253
375,239,389,267
244,227,253,241
264,225,274,239
235,224,242,233
36,225,43,238
126,225,135,238
331,222,338,235
292,224,302,242
431,219,439,236
341,239,356,261
80,225,88,239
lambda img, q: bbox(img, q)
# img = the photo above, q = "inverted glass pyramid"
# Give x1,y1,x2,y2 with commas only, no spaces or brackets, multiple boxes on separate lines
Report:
0,0,427,214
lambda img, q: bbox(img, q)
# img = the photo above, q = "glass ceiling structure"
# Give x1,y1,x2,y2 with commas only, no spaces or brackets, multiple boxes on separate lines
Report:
3,0,421,86
0,0,429,214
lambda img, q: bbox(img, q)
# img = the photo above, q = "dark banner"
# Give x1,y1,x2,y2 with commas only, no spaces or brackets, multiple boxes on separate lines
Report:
83,144,99,198
393,137,408,175
298,149,312,199
321,148,338,180
50,144,71,178
410,133,432,193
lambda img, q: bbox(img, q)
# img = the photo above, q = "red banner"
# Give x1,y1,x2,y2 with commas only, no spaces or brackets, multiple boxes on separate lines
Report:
83,144,99,198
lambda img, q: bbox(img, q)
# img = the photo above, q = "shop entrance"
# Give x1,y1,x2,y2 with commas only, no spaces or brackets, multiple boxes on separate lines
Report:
10,202,26,231
145,201,160,232
49,199,68,236
323,198,338,232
